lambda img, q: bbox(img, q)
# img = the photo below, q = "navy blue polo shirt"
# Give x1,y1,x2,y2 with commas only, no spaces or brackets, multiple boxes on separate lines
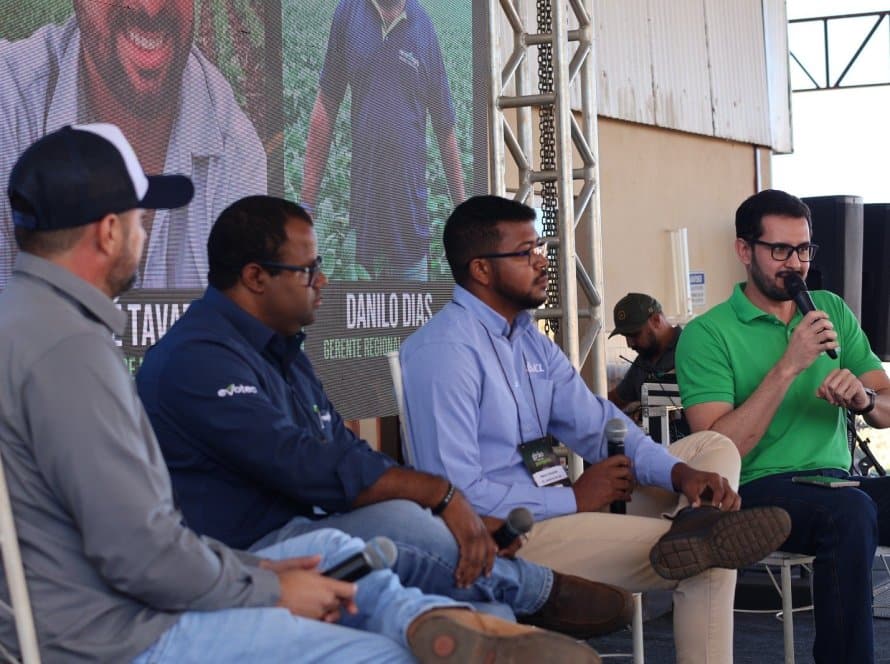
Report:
319,0,456,269
136,287,396,549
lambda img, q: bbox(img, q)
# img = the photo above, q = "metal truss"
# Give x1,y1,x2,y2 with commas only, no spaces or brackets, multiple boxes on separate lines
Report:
487,0,606,478
789,11,890,92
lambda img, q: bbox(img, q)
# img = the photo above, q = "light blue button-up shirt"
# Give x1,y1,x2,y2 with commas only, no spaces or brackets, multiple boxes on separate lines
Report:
400,285,680,520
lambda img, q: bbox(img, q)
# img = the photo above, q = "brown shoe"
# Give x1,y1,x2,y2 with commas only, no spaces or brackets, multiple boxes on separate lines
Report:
519,572,633,638
649,505,792,580
408,608,601,663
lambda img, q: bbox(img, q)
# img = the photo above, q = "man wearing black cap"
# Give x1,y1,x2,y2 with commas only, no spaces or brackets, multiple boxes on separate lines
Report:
608,293,688,440
0,125,600,663
608,293,683,408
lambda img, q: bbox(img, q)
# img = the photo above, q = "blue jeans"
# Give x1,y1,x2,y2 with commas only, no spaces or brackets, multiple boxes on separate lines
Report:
740,469,890,664
132,528,457,663
250,500,553,620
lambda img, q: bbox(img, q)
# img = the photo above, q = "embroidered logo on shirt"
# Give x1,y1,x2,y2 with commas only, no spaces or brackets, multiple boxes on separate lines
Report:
217,384,259,397
399,49,420,72
526,361,544,373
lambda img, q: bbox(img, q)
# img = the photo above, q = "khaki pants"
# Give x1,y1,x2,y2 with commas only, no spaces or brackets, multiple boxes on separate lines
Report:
518,431,741,664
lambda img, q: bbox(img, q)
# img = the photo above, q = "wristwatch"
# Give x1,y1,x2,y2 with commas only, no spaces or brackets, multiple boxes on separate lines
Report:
853,388,877,415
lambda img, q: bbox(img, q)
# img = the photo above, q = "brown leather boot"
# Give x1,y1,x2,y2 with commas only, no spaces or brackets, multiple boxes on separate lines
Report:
649,505,792,580
408,608,601,663
519,572,634,638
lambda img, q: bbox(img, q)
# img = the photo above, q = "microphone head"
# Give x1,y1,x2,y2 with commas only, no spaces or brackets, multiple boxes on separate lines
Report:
606,417,628,442
783,271,807,298
505,507,534,535
364,536,398,571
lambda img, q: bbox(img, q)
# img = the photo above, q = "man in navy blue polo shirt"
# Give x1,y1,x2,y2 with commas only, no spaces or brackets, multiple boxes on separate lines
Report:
136,195,634,638
302,0,465,280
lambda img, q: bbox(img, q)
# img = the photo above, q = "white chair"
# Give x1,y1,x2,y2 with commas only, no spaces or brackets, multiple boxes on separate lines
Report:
751,552,815,664
387,352,645,663
386,351,416,467
640,380,683,447
0,451,40,664
747,546,890,663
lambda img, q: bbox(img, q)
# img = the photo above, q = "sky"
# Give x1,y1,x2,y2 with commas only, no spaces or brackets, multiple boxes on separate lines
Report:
772,0,890,203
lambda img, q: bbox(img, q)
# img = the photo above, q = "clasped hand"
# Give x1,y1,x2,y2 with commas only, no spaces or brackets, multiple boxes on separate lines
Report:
261,555,358,623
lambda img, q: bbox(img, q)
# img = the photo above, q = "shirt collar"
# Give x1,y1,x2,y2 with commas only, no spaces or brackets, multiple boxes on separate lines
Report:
452,285,534,339
201,287,305,359
370,0,411,38
166,49,225,159
729,281,796,324
13,253,126,335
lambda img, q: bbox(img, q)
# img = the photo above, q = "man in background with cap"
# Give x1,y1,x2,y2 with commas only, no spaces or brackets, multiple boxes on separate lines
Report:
608,293,688,440
0,125,600,663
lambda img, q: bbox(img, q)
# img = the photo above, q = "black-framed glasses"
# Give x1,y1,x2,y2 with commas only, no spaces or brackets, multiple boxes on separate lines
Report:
471,238,549,266
259,256,324,286
749,240,819,262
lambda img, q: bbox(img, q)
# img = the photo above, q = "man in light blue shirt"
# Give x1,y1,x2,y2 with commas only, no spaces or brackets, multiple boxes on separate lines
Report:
400,195,793,663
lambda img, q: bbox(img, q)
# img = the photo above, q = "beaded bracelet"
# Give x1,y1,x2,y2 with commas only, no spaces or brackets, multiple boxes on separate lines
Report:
431,483,455,516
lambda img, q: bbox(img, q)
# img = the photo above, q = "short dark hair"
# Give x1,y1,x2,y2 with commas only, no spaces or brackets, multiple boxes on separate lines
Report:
443,195,536,284
14,225,87,256
735,189,812,241
207,195,312,290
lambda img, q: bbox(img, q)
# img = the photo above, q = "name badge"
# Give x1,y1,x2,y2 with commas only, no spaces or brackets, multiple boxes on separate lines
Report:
518,436,571,487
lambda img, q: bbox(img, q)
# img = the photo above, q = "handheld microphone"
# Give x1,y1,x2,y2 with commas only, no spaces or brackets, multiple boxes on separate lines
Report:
493,507,534,548
606,418,628,514
323,536,398,582
784,272,838,359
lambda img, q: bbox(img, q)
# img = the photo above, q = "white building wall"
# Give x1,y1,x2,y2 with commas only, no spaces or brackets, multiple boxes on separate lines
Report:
496,0,792,151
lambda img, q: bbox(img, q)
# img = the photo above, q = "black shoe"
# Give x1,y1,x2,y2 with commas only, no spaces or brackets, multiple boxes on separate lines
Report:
520,572,634,638
649,506,792,581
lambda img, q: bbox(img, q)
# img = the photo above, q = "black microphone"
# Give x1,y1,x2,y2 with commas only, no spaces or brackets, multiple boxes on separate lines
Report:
493,507,534,548
784,272,838,359
606,418,628,514
323,536,398,582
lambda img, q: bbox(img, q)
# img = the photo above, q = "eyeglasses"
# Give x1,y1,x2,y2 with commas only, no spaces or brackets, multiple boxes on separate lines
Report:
749,240,819,262
472,238,549,266
259,256,324,286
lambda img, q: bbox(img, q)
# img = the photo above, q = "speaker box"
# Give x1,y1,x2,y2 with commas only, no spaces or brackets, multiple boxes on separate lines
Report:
802,195,864,319
862,203,890,361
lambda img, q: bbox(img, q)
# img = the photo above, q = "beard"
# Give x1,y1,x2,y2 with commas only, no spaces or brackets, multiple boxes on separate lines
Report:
750,253,795,302
496,272,548,310
634,330,659,360
83,4,191,117
107,227,141,297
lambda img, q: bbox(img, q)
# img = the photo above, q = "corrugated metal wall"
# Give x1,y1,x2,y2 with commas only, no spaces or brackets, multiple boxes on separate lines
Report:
497,0,791,151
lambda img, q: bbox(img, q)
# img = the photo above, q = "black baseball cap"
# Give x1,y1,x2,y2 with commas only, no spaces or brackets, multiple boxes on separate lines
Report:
609,292,662,338
8,123,193,231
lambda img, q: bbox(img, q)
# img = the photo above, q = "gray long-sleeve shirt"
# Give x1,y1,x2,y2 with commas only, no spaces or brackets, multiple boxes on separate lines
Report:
0,254,279,662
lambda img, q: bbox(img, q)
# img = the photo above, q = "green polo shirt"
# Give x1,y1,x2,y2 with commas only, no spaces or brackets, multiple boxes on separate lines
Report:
676,283,882,485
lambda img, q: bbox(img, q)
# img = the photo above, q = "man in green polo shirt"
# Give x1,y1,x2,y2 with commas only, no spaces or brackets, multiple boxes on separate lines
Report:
676,189,890,664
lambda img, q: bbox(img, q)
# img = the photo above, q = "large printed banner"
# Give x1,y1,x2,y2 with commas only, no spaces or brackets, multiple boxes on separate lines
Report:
1,0,479,418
